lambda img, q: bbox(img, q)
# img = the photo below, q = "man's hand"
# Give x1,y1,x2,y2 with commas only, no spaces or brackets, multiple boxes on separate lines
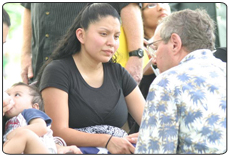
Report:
21,53,33,84
125,57,143,84
125,132,139,144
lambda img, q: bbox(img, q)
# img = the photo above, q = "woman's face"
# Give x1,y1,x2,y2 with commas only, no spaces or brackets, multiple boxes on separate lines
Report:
81,15,120,63
142,3,171,29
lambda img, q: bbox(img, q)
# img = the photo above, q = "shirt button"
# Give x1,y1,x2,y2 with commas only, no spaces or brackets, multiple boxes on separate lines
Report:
46,12,50,15
45,34,49,38
45,57,49,60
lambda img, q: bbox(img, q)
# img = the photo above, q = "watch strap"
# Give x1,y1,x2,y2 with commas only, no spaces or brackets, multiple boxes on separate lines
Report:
129,48,144,58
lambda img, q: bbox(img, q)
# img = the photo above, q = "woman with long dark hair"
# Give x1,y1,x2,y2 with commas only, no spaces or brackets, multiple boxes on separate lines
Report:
37,3,145,154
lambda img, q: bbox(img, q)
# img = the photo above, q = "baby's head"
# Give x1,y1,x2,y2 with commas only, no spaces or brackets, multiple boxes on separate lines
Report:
5,82,44,118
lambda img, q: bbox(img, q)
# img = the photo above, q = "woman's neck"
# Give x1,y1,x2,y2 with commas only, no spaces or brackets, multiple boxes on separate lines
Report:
72,52,104,88
72,52,102,73
144,27,156,40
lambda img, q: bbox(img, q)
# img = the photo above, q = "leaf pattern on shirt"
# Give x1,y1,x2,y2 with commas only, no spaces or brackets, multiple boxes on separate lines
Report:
135,49,226,154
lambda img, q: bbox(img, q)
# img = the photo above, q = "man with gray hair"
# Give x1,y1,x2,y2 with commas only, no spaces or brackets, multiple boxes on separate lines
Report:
135,9,226,154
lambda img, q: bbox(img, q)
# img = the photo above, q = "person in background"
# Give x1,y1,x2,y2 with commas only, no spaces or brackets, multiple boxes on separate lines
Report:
37,3,145,154
139,3,171,99
135,9,226,154
3,8,10,44
3,8,14,116
213,47,227,62
20,2,144,84
119,3,145,84
2,8,15,141
3,82,82,154
128,2,171,133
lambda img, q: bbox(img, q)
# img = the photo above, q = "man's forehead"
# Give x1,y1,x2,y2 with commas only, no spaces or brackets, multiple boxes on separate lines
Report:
153,24,163,40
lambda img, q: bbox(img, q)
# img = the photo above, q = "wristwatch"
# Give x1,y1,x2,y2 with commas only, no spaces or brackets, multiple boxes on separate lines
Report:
129,48,144,58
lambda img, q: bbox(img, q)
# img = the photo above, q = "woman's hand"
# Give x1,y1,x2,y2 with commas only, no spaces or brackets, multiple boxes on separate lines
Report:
56,145,82,154
106,136,135,154
125,132,139,144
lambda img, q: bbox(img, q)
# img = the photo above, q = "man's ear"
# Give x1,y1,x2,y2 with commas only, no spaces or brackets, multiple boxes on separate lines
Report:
32,103,39,110
170,33,182,54
76,28,85,44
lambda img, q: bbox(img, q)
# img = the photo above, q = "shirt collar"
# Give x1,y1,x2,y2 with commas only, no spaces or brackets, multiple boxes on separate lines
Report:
179,49,213,65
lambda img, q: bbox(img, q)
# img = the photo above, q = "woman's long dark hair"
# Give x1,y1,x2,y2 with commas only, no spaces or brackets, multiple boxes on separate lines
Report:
36,3,120,87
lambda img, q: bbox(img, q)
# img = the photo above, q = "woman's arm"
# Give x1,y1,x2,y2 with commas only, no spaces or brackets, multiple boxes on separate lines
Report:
41,87,135,154
41,87,110,147
106,86,145,153
125,86,145,125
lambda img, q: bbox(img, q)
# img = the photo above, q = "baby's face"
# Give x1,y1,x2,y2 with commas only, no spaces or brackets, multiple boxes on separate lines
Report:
5,85,33,118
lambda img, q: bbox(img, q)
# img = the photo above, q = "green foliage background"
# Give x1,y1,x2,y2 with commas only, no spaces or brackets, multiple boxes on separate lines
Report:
3,3,23,39
3,3,24,86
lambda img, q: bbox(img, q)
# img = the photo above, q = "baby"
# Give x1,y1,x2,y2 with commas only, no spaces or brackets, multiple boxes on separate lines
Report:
3,82,82,154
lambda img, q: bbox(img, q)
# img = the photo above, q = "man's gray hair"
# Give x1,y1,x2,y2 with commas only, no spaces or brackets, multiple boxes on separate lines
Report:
159,9,216,51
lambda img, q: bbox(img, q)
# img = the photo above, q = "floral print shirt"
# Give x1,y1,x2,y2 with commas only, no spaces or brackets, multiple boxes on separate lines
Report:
135,49,226,154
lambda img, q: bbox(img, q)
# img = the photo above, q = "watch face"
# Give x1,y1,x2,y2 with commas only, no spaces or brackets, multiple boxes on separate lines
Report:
129,49,144,58
138,49,144,57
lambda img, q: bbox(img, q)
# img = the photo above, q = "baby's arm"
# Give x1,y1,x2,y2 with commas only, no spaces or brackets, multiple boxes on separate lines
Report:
6,118,48,140
23,118,48,136
21,108,52,136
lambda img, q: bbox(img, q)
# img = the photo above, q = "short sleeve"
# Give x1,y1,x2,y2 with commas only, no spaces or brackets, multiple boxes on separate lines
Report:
21,108,52,126
115,64,137,97
108,3,139,15
110,3,129,13
39,59,70,93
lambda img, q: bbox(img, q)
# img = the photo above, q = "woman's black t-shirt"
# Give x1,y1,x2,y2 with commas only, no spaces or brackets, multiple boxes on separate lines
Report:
39,56,137,128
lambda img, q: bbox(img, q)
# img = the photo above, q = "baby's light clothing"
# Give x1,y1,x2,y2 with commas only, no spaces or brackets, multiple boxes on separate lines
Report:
4,108,57,153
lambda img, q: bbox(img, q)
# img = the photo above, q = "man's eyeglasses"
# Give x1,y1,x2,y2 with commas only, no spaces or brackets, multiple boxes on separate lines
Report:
141,3,167,11
146,39,163,57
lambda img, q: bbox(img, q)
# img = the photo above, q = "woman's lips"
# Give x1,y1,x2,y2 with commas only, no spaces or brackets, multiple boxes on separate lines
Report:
103,50,113,55
159,13,168,18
